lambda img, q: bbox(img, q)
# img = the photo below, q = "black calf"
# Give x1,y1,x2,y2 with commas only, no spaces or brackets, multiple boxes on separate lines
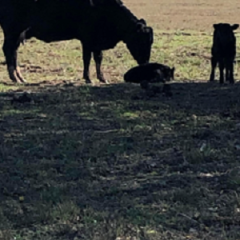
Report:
124,63,174,84
210,23,239,84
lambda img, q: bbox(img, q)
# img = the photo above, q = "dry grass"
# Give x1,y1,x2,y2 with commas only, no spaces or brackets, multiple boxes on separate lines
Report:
124,0,240,32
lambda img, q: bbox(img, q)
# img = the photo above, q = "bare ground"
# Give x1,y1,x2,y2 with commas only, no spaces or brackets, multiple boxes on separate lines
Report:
124,0,240,32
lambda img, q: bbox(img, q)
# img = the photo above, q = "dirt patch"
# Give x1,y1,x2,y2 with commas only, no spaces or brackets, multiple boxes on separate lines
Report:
124,0,240,32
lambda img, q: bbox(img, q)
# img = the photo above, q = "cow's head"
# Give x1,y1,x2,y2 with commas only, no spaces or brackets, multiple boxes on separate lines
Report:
213,23,239,46
126,19,153,64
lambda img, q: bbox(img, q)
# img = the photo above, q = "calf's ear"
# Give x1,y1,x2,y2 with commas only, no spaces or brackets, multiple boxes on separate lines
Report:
232,24,239,30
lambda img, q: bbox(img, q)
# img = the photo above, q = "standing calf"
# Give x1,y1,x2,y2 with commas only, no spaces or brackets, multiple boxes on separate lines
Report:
209,23,239,84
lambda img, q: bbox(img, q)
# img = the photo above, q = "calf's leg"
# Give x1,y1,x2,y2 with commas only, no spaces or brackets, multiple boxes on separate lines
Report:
218,59,225,84
209,56,217,81
93,51,106,83
226,59,235,84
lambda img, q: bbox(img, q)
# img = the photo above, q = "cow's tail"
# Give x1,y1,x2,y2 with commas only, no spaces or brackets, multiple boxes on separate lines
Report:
19,28,30,45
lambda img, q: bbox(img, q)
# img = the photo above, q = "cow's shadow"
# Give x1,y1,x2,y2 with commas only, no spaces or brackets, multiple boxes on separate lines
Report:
0,79,240,235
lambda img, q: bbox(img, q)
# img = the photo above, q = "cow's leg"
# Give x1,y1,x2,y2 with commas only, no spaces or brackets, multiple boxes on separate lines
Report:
82,46,92,84
93,51,106,83
2,36,25,83
16,66,25,82
218,59,225,84
209,56,217,81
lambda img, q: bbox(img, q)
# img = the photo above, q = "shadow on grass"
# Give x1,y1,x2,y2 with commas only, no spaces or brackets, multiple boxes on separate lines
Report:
1,80,240,239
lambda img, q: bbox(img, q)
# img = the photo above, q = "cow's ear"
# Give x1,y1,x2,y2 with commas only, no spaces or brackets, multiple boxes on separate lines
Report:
146,27,153,34
139,18,146,26
213,24,219,29
232,24,239,30
150,27,154,40
136,22,144,31
136,20,146,31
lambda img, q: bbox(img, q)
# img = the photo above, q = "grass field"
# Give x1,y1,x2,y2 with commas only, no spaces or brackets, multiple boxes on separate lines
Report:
1,1,240,240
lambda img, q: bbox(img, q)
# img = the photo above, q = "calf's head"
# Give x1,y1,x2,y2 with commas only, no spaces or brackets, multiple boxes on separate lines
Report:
163,67,175,82
213,23,239,46
126,19,153,64
154,66,175,83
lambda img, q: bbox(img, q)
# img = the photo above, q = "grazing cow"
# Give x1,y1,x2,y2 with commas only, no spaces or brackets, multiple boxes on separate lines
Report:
209,23,239,84
0,0,153,83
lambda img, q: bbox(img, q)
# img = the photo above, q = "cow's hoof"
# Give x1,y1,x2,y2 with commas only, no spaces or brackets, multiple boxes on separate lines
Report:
100,79,108,84
10,75,23,84
8,67,23,84
98,77,107,84
84,76,92,84
17,76,27,83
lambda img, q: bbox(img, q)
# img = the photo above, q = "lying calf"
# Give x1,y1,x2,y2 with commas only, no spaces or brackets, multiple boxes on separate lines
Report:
124,62,174,89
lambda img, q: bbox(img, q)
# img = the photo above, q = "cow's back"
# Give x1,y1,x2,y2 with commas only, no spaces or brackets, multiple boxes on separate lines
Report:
0,0,35,31
0,0,92,30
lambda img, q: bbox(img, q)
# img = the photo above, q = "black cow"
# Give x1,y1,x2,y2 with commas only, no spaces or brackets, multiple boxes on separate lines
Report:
0,0,153,83
209,23,239,84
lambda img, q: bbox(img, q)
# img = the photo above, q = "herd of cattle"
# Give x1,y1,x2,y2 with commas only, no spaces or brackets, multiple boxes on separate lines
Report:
0,0,238,85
